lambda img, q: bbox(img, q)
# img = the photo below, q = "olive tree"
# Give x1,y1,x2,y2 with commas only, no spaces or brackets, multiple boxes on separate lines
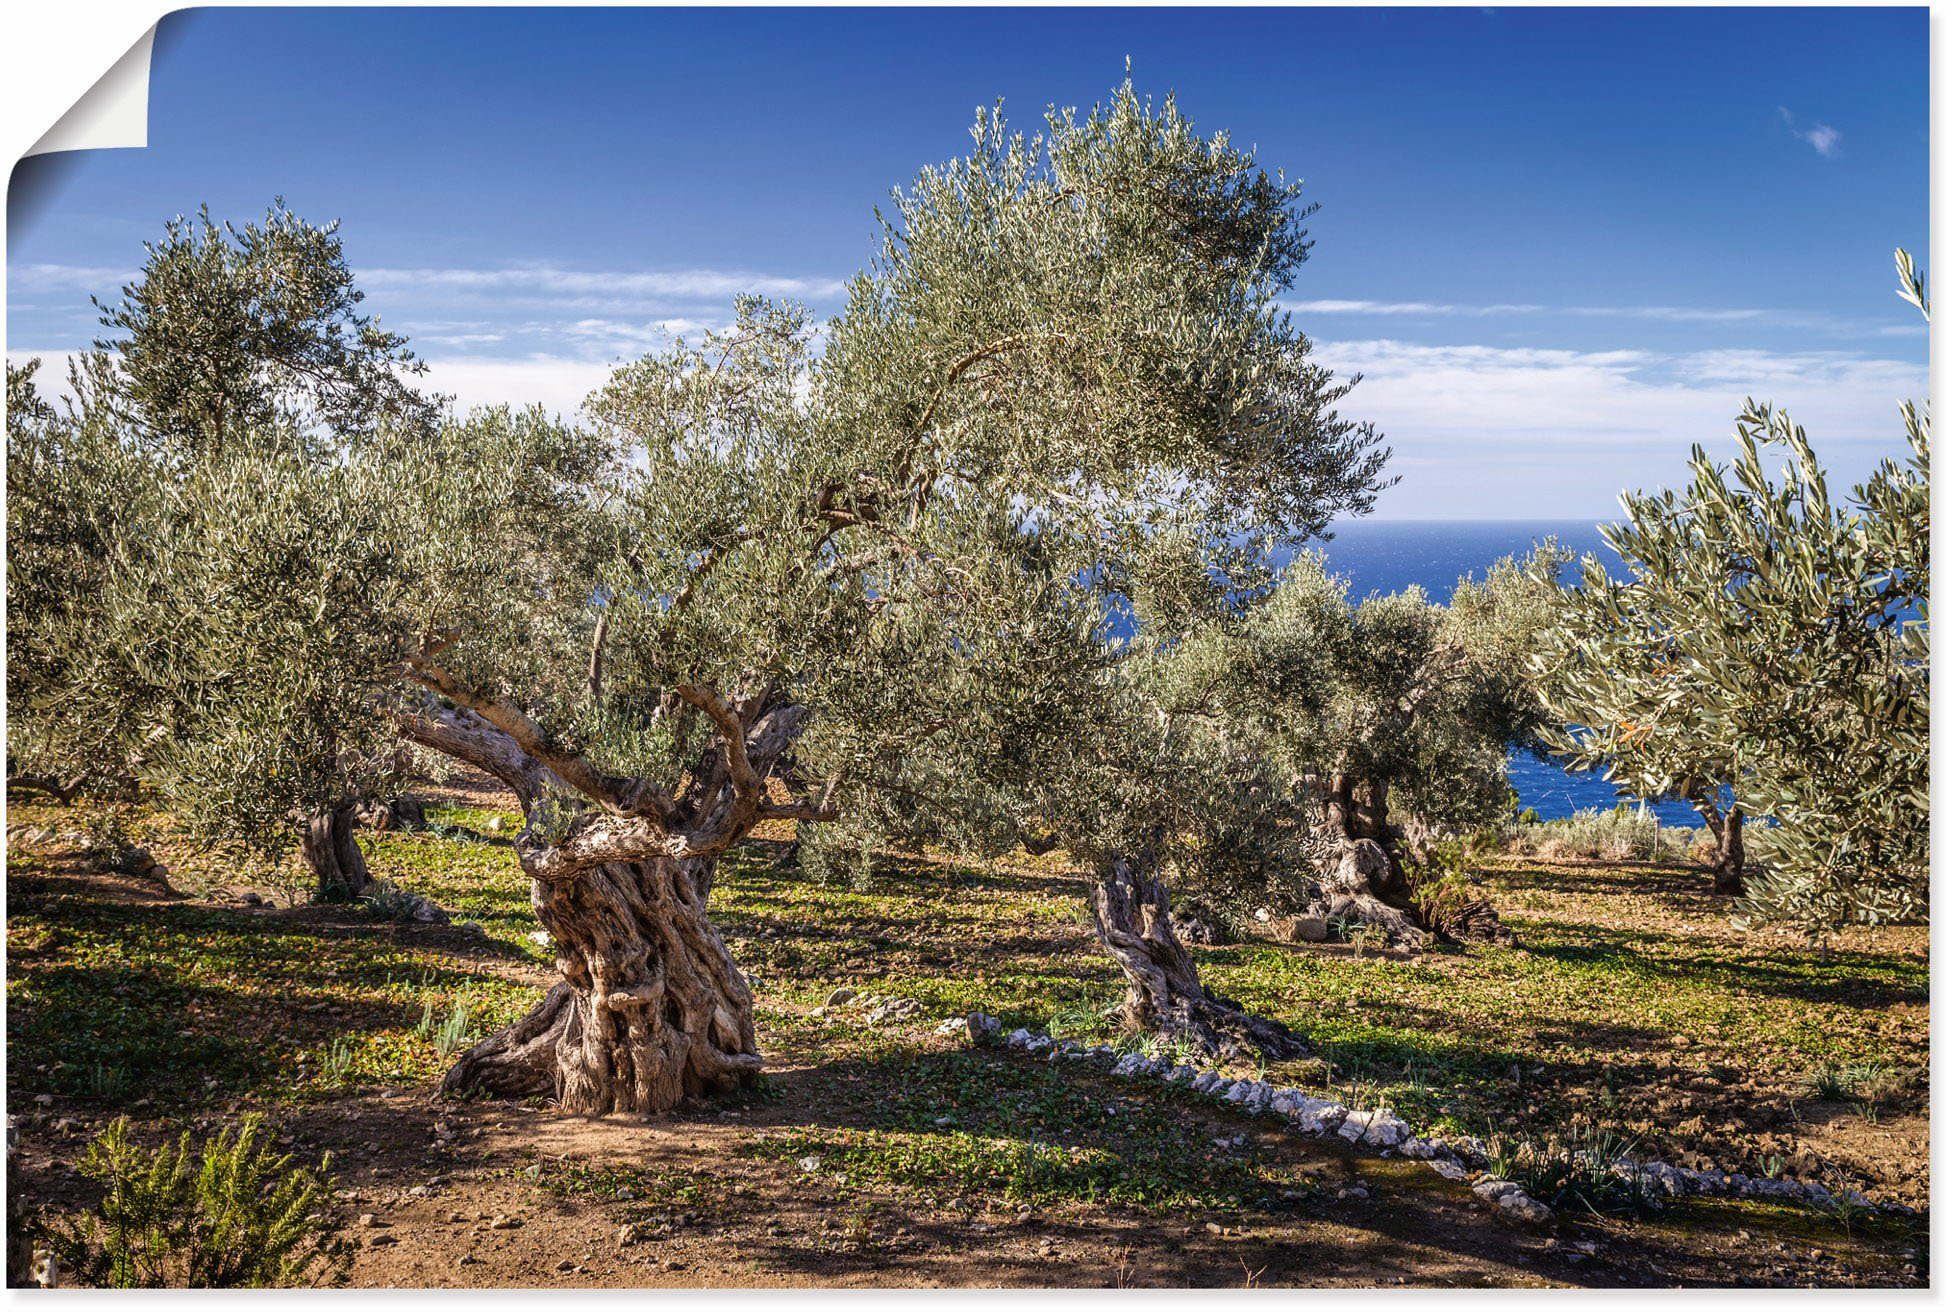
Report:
1204,548,1562,945
7,203,439,899
977,544,1558,1053
1531,555,1750,893
1533,252,1928,929
18,84,1386,1112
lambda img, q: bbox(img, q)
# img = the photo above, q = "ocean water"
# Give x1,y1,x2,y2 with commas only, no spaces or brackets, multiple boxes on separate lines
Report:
1306,519,1702,826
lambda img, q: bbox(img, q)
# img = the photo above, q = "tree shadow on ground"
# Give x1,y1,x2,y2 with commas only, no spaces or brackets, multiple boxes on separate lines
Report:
1517,920,1924,1011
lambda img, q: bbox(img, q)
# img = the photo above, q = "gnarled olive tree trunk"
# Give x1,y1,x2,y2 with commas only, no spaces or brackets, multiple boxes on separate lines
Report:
300,801,372,902
443,853,760,1114
1693,798,1745,895
1307,771,1509,946
1090,855,1303,1062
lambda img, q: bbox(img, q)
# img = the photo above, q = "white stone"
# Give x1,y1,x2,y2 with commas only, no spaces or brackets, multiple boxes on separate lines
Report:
1473,1179,1522,1203
1360,1109,1411,1149
1426,1157,1468,1181
1294,1101,1348,1135
1496,1193,1554,1228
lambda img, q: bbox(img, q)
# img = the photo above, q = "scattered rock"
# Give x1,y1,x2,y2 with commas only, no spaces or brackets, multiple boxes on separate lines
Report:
1286,916,1329,943
824,986,857,1009
240,892,265,907
1495,1193,1555,1229
488,1215,522,1230
864,997,924,1025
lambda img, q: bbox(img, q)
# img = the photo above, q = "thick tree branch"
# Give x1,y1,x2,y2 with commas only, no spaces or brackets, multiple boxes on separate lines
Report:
403,657,677,823
393,699,548,809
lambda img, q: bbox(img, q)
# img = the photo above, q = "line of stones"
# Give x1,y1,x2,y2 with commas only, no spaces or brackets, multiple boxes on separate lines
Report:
930,1014,1910,1225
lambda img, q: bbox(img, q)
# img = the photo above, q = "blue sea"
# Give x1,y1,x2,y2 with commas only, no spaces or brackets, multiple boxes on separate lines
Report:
1305,519,1701,825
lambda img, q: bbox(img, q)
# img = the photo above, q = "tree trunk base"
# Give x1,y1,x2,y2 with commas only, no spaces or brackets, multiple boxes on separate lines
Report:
443,856,762,1114
1310,835,1514,947
441,983,573,1101
1091,856,1304,1063
301,802,372,903
1311,838,1429,948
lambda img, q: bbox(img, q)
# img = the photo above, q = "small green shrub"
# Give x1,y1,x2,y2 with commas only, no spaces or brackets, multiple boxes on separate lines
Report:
435,999,475,1060
357,880,422,922
1480,1124,1654,1217
79,810,153,878
1801,1062,1853,1101
44,1115,349,1287
1506,806,1697,864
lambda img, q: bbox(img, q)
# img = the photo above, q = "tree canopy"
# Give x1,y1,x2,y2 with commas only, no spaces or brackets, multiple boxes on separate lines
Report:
1533,252,1929,931
7,82,1392,1110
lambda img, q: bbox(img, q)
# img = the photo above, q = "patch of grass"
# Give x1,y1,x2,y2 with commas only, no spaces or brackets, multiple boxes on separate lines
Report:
6,815,536,1108
528,1159,726,1211
743,1050,1307,1211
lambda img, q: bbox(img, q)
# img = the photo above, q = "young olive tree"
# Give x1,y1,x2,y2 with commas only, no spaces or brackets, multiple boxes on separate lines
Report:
6,203,439,899
1534,252,1928,929
1531,551,1750,893
20,84,1386,1113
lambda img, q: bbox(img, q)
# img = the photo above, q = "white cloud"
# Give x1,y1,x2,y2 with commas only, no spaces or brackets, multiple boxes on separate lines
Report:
1777,105,1842,159
419,356,616,420
1286,297,1909,337
12,334,1921,520
9,263,133,292
1315,337,1923,516
359,265,847,303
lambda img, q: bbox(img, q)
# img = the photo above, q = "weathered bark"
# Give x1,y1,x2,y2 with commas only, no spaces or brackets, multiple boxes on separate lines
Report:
1315,836,1428,947
301,801,372,902
1090,855,1304,1062
1307,772,1509,947
443,854,760,1114
1696,801,1745,895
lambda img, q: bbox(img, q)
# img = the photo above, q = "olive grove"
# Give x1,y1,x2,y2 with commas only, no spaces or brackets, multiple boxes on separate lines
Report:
6,85,1392,1112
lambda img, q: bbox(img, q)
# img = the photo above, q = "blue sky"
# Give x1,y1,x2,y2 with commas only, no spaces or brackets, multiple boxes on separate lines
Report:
6,5,1929,518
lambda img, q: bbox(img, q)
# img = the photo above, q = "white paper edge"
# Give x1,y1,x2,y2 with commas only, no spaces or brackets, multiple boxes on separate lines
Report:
25,24,157,159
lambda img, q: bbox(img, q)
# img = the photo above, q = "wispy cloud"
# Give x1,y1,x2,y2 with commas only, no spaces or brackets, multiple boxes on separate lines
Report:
1313,337,1922,514
1284,297,1914,338
1777,105,1842,159
10,263,135,293
358,265,848,302
11,262,848,319
11,336,1922,519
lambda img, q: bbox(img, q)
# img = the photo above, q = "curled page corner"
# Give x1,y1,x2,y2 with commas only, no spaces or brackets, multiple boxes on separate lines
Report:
25,24,158,159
